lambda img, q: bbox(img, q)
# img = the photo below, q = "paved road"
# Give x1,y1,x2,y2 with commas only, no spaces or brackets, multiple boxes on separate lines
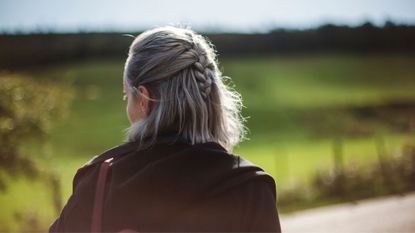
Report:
280,193,415,233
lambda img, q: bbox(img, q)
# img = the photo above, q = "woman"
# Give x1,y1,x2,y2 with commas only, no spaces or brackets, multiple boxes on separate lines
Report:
50,26,281,232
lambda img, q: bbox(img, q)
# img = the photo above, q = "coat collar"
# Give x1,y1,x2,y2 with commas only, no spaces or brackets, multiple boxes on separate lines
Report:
80,132,227,168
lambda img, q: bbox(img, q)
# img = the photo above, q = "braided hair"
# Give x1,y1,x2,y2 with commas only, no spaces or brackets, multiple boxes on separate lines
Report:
124,26,246,151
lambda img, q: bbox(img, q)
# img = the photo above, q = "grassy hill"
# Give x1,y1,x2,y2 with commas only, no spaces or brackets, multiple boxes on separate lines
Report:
1,53,415,231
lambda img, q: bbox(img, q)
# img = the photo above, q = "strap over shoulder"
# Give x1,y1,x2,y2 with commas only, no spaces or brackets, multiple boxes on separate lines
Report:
91,158,114,232
90,157,143,232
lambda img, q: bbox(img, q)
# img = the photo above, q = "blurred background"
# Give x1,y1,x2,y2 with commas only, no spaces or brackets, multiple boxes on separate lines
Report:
0,0,415,231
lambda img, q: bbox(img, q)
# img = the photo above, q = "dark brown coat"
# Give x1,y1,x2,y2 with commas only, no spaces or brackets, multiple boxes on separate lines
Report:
50,134,281,232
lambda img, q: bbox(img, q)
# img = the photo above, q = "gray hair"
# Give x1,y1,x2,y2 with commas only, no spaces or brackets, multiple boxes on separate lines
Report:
123,26,246,152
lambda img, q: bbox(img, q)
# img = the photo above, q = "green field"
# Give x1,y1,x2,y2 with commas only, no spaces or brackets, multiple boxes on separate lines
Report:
1,53,415,231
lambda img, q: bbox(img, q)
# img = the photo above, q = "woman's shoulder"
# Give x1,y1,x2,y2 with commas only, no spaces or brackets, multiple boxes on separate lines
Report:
72,137,276,199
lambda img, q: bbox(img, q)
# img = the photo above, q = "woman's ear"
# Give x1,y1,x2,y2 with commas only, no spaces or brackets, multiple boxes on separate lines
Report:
137,85,151,117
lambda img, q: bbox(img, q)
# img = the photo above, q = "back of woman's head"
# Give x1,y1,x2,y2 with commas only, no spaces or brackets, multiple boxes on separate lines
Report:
124,26,246,152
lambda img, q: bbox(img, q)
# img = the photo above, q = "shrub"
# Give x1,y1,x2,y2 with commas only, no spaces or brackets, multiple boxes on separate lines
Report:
0,73,73,216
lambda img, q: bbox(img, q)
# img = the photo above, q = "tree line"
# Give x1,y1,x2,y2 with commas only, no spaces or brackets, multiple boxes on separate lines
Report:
1,21,414,69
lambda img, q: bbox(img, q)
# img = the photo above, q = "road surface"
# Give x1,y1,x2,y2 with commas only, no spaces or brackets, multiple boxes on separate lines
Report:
280,192,415,233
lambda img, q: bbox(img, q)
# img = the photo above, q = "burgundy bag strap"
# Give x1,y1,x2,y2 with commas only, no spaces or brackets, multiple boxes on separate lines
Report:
91,158,113,232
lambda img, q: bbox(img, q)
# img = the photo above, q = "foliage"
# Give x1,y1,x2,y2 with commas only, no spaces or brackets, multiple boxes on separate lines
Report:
312,142,415,200
0,73,73,190
278,142,415,213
